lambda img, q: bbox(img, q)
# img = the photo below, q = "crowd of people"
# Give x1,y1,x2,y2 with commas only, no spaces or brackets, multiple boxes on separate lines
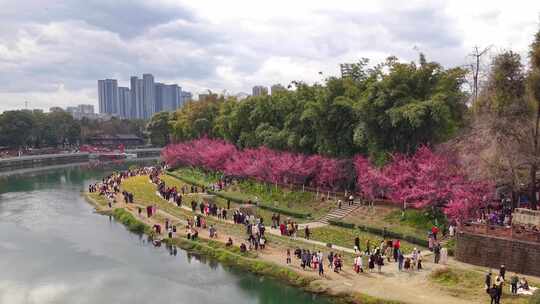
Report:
90,166,539,304
484,265,537,303
88,166,156,208
151,171,269,253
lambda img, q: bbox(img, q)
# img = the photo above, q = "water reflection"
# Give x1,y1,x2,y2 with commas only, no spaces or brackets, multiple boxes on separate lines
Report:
0,163,331,304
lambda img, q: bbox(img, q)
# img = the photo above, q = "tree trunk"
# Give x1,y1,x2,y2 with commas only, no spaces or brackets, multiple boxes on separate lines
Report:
531,165,538,210
532,103,540,210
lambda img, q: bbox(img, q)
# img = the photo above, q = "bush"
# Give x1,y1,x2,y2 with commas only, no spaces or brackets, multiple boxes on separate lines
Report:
112,208,150,234
328,219,428,247
328,219,355,229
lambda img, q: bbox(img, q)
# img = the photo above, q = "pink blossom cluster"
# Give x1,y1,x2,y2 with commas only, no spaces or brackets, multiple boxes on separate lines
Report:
162,138,348,190
162,138,494,219
355,146,494,219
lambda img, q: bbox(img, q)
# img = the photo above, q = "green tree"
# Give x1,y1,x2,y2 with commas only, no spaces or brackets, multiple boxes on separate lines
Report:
146,112,171,146
357,54,468,160
527,29,540,209
0,110,35,148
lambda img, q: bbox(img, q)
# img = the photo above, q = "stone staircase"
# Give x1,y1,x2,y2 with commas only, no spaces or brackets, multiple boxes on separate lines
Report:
318,202,361,224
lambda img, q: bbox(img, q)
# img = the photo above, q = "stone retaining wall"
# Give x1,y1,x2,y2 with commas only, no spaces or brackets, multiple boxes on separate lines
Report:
0,153,90,172
456,230,540,276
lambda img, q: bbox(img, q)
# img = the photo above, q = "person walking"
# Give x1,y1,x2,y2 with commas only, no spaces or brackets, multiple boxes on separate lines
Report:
304,225,310,240
499,265,506,280
328,251,334,269
397,250,404,271
354,254,363,273
485,271,492,293
318,258,324,276
286,249,292,264
489,284,498,304
354,236,360,253
495,274,504,304
510,273,519,295
376,254,384,273
433,242,441,264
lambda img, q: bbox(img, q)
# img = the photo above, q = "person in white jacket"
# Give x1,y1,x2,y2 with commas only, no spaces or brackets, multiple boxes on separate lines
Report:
354,254,363,273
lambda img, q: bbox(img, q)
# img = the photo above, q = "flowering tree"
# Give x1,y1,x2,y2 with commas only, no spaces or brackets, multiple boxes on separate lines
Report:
381,146,493,218
163,138,349,191
354,155,391,201
164,138,494,219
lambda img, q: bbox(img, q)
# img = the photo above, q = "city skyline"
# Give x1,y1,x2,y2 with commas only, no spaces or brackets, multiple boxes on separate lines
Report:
98,73,193,119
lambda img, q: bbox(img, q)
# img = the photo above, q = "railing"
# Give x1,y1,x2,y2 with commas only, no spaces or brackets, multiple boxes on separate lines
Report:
460,222,540,243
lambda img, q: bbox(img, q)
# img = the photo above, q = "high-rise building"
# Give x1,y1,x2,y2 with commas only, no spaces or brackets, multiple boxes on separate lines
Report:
252,85,268,96
155,83,181,112
101,74,191,119
142,74,155,119
181,91,192,105
198,92,218,102
118,87,131,118
66,106,78,113
340,63,355,78
271,84,286,95
65,104,97,120
78,104,94,114
130,76,144,119
98,79,119,115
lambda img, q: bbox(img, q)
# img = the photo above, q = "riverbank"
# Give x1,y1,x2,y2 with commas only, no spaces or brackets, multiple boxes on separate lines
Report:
0,153,90,172
0,148,162,173
85,191,405,304
86,168,518,304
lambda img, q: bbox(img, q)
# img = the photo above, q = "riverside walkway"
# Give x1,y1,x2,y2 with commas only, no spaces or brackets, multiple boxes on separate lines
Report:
89,176,467,304
152,186,433,258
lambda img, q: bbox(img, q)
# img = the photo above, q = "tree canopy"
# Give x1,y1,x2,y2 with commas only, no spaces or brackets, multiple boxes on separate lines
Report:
167,55,467,161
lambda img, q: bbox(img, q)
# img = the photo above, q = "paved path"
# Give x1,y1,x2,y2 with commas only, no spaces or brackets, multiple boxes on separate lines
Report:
94,175,498,304
155,188,432,258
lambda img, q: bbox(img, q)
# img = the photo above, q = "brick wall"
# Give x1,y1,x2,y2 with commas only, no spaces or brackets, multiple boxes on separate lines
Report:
456,231,540,276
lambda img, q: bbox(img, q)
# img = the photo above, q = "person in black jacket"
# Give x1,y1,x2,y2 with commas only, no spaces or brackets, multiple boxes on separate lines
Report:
485,271,492,293
489,284,498,304
499,265,506,280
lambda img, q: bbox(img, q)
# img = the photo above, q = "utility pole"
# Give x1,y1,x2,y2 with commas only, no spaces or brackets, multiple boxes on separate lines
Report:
469,45,492,105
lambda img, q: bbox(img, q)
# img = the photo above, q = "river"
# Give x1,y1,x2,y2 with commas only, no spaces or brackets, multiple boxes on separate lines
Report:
0,163,330,304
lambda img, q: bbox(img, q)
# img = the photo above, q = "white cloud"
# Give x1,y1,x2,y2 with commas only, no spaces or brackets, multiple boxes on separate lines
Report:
0,0,539,112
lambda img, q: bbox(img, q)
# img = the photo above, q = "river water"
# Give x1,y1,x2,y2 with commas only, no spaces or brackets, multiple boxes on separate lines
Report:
0,163,330,304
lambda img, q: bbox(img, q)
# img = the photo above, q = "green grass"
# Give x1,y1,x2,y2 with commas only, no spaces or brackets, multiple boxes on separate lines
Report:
112,208,152,234
170,167,335,220
530,290,540,304
386,209,447,232
92,174,405,304
342,206,446,242
310,225,418,254
430,267,531,304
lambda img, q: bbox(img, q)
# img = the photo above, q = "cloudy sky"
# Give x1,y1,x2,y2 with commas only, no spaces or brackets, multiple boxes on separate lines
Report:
0,0,539,112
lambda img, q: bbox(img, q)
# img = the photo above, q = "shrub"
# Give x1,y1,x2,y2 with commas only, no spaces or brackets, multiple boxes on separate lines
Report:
328,219,355,229
112,208,150,234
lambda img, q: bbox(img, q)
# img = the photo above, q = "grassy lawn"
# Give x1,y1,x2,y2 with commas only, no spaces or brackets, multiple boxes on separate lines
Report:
120,175,358,260
171,167,336,221
310,225,418,254
430,267,534,304
342,206,443,241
